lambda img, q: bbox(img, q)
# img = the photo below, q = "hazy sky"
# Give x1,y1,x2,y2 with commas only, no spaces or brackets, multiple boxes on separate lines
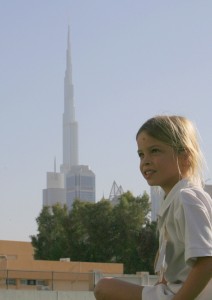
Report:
1,0,212,241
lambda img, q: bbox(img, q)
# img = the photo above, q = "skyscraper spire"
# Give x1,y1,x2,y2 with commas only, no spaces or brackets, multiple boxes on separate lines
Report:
43,27,95,210
66,25,73,96
61,26,79,172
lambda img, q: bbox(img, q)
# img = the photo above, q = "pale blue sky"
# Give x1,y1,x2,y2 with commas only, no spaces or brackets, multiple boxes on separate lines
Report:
0,0,212,241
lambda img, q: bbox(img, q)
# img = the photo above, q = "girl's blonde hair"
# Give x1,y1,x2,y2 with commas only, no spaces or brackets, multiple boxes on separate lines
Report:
136,115,205,187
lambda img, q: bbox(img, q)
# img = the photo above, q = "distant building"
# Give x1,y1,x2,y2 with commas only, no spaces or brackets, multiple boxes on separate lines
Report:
66,165,96,210
109,181,124,205
43,27,95,209
150,186,163,222
43,171,66,207
0,240,123,291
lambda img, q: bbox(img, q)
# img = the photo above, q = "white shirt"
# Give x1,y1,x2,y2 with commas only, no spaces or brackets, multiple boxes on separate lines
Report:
156,178,212,287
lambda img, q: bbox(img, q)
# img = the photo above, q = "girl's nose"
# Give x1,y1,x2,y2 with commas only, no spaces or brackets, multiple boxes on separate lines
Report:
141,156,151,166
143,160,151,166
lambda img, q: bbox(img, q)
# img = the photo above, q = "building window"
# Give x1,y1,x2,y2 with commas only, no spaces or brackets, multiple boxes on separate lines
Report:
21,279,46,286
27,279,36,286
36,280,46,286
6,278,16,285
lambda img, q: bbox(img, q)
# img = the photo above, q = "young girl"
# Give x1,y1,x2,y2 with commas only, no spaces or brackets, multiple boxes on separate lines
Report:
94,115,212,300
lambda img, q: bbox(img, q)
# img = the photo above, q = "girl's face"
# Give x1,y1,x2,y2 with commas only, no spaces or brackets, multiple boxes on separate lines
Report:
137,131,185,195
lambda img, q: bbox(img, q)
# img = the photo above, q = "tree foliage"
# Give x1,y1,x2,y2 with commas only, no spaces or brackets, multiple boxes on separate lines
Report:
31,191,158,274
138,221,158,274
31,204,69,260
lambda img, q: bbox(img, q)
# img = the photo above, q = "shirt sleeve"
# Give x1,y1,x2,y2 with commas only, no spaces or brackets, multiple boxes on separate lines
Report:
180,189,212,266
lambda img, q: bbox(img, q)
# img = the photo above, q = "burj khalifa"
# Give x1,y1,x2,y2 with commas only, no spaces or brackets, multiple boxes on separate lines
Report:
61,26,78,172
43,27,95,210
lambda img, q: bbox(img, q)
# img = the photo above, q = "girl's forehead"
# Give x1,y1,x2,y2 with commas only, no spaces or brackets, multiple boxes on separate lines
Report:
137,131,165,147
137,131,158,142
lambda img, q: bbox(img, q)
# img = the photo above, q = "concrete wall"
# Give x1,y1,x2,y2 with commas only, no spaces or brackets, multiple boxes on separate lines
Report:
0,280,211,300
0,290,95,300
0,240,34,261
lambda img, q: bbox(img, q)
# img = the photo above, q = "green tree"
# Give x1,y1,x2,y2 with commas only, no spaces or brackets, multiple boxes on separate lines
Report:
138,221,158,274
31,204,69,260
80,199,114,262
31,191,158,275
111,191,151,273
66,199,114,262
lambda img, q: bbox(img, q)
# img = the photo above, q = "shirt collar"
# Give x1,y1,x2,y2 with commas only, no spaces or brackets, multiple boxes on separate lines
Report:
157,178,190,218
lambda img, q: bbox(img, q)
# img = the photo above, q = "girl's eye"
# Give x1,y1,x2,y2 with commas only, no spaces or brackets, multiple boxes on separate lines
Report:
151,148,160,153
138,152,144,159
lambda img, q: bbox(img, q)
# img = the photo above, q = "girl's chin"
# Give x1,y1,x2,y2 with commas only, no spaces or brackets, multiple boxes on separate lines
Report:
147,180,158,186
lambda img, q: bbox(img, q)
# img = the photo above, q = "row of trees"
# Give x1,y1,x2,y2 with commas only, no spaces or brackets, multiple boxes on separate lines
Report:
31,191,158,274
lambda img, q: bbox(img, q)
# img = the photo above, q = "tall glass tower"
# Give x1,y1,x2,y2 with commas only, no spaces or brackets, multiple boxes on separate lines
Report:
61,26,78,173
43,27,95,209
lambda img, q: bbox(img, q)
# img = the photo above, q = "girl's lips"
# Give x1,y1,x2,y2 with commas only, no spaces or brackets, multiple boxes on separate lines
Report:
143,169,156,179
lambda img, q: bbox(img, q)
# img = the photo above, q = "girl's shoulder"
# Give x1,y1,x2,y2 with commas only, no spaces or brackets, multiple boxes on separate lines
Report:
178,185,212,212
